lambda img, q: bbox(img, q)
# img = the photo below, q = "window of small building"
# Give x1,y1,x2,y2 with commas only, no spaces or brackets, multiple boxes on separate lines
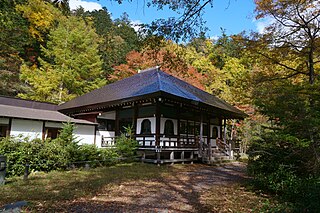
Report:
45,127,61,139
212,126,219,138
140,119,151,135
0,124,9,137
164,120,174,136
97,119,115,131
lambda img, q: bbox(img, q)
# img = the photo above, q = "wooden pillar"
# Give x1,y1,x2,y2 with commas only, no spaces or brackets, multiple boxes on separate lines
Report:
7,118,12,137
190,151,194,164
170,151,174,165
207,114,211,144
177,104,181,146
219,117,223,139
206,113,212,162
142,151,146,161
223,117,227,144
155,101,161,147
181,151,185,164
133,104,138,137
93,125,97,146
42,121,46,140
115,109,120,136
155,99,161,164
200,111,203,145
198,112,203,158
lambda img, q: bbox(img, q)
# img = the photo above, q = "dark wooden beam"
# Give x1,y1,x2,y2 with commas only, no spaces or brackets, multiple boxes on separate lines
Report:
42,121,46,141
7,118,12,137
115,109,120,136
155,100,161,147
133,103,138,136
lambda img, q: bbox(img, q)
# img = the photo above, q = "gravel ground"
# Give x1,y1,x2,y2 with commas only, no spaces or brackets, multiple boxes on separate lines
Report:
56,162,248,213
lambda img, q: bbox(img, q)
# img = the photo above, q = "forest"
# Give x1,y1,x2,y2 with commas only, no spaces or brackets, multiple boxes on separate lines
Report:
0,0,319,211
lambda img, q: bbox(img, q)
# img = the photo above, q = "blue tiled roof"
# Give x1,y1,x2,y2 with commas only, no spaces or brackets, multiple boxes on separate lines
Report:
58,67,246,118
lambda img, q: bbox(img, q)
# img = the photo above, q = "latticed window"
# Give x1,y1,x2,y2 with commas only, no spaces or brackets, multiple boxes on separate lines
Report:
140,119,151,134
164,120,174,136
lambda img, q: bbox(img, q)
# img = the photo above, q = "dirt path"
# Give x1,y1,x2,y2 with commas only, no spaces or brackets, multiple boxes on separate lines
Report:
58,162,248,212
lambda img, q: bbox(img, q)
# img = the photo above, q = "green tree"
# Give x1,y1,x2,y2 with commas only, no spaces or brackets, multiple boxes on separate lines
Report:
0,0,32,96
19,15,106,103
78,9,142,76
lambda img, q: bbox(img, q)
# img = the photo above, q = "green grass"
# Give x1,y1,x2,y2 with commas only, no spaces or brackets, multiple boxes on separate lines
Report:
0,163,171,209
0,163,286,212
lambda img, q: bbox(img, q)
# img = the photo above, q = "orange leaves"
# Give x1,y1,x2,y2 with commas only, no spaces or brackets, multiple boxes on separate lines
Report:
110,47,206,90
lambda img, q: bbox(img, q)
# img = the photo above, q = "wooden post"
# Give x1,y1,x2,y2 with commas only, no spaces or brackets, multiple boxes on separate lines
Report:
190,151,194,164
41,121,46,141
23,163,29,181
155,100,161,164
142,151,146,162
93,125,97,146
115,110,120,136
223,117,227,144
177,105,181,147
133,103,138,137
7,118,12,137
206,114,212,163
155,101,161,147
198,112,203,158
170,151,174,165
181,151,185,164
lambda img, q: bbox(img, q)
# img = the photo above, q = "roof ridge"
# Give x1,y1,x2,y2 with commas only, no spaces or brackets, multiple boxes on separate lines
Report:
156,69,162,91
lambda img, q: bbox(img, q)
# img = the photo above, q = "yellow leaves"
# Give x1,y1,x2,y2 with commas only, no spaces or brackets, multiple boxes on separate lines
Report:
16,0,62,42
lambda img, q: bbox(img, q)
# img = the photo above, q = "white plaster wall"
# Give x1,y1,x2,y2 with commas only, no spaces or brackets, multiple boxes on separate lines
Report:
160,118,178,135
210,125,221,147
136,117,156,134
74,124,95,145
96,130,115,148
10,119,43,140
0,118,9,125
98,111,116,120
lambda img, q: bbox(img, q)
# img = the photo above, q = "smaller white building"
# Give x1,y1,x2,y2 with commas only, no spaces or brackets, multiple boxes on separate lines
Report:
0,96,96,145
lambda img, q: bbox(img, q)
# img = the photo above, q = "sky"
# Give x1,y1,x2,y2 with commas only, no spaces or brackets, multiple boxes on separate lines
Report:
69,0,270,38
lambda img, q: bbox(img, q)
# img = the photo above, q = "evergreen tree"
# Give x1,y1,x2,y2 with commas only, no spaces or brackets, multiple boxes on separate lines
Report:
19,15,106,103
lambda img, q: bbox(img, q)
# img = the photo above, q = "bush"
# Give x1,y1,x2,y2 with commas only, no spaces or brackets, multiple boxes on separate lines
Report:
115,126,138,160
0,136,69,176
74,144,118,167
0,122,119,177
248,131,320,211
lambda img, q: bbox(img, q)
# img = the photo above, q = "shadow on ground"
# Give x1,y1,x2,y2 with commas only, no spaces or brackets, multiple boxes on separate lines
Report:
51,162,247,213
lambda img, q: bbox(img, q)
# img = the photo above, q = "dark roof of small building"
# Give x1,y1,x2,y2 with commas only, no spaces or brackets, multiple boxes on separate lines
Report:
58,67,246,118
0,102,95,125
0,96,57,111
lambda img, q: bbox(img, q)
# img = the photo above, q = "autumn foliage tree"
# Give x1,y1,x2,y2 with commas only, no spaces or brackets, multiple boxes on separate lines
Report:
251,0,320,84
110,41,206,90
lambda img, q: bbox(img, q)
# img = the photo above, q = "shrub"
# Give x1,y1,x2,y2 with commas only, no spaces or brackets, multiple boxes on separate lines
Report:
99,147,119,166
0,122,119,177
248,130,320,211
0,136,68,176
115,126,138,160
